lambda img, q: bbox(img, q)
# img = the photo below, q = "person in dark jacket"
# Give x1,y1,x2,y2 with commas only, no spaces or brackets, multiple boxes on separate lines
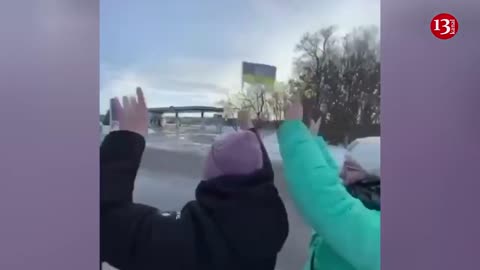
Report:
100,88,289,270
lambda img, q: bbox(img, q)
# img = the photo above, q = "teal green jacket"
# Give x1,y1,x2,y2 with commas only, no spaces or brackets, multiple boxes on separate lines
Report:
278,121,380,270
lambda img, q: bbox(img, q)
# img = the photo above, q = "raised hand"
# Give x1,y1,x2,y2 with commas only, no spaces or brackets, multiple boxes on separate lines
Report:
309,118,322,136
110,87,149,137
237,110,254,130
285,98,303,121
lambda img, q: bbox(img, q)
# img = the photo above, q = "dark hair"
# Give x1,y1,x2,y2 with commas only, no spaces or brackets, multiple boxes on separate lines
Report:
346,176,380,211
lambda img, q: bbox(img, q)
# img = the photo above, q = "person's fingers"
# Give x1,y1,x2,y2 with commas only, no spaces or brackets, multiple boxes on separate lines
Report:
134,93,148,122
110,97,121,116
238,110,249,120
293,99,302,108
285,95,303,120
129,96,138,109
136,87,146,108
110,97,124,130
111,97,125,119
122,96,131,113
290,93,301,105
311,118,321,135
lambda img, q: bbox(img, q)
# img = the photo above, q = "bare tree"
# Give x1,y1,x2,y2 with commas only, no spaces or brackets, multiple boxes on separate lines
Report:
216,94,241,119
237,85,268,119
215,25,380,143
217,85,270,120
294,26,338,123
293,25,380,142
267,82,290,120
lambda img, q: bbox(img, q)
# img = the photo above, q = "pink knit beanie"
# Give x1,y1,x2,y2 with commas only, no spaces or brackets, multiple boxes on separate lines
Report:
203,130,263,180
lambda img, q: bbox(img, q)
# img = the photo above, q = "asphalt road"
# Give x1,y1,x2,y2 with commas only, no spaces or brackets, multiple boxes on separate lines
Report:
103,146,311,270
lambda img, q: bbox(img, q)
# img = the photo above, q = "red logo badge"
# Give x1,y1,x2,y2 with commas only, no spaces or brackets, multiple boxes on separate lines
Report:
430,13,458,40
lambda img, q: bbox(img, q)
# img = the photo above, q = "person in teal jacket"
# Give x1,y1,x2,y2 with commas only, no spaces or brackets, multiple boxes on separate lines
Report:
277,101,380,270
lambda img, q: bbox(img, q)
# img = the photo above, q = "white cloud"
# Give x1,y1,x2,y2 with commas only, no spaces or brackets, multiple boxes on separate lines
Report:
100,66,232,112
100,0,380,113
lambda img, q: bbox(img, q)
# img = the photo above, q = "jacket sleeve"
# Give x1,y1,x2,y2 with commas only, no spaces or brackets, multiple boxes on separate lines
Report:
100,130,145,203
100,131,194,269
278,121,380,270
101,203,194,269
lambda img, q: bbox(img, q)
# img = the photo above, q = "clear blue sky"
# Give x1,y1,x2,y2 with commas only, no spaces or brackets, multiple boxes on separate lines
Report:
100,0,379,113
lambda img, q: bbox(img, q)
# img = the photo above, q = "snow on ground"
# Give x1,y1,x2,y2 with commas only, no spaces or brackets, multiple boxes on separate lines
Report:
100,123,155,135
210,125,346,166
262,131,347,167
101,124,348,167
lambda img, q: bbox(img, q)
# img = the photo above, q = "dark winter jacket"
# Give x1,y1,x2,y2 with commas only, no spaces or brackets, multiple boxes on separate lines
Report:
100,130,288,270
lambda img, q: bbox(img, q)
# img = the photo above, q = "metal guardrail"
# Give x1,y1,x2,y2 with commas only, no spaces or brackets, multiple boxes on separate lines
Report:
148,106,224,114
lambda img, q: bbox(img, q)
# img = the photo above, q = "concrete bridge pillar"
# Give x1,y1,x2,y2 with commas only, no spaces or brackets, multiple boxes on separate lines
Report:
158,113,164,128
215,114,223,134
175,111,181,130
200,110,206,131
